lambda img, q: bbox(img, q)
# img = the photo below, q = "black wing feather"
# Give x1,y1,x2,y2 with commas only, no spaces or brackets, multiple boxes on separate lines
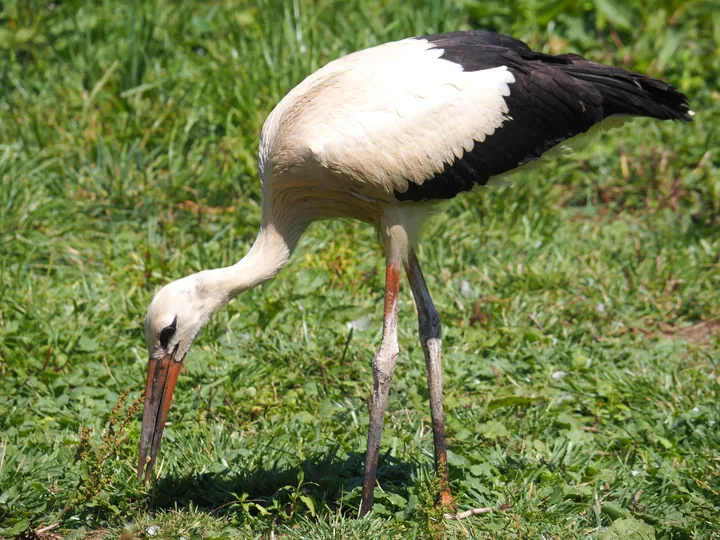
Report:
394,31,692,202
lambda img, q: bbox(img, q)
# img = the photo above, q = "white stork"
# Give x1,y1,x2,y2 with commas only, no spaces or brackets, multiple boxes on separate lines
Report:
138,30,692,516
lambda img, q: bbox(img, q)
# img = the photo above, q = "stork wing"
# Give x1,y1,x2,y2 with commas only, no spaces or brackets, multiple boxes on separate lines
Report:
263,31,689,203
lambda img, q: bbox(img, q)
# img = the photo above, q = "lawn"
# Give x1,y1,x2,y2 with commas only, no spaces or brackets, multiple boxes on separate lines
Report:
1,0,719,538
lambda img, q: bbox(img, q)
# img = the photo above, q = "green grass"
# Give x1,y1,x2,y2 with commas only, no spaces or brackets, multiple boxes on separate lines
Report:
1,0,719,537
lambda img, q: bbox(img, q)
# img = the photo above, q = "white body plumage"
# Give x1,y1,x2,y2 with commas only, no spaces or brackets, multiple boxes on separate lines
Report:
259,38,514,232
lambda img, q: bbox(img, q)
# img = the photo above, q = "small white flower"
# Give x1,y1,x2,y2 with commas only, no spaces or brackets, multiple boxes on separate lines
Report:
146,525,160,536
551,371,567,380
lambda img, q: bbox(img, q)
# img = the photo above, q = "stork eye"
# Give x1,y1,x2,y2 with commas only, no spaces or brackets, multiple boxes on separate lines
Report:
159,324,176,349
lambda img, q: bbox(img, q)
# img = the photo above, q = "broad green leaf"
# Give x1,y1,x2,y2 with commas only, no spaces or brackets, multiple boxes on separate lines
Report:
470,463,493,477
386,492,407,508
298,494,316,517
478,421,509,440
446,449,471,468
292,411,314,424
601,502,629,520
600,518,656,540
2,518,30,537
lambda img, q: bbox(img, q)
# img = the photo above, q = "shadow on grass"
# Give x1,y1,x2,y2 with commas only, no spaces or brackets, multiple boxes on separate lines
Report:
148,450,418,517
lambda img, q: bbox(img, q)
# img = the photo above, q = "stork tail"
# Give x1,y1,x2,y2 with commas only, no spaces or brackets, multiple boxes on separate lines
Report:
557,56,694,122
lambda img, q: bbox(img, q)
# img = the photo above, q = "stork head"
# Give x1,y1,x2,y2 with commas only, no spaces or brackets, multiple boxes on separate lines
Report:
137,274,223,482
135,225,294,482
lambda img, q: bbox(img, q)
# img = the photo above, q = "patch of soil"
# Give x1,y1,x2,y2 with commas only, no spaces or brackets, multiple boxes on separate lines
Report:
660,319,720,344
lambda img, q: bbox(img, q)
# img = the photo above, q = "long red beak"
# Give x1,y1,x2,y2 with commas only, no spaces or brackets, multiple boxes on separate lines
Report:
138,352,183,482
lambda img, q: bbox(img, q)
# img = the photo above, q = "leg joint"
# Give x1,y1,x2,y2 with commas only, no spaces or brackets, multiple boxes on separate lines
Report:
373,343,399,379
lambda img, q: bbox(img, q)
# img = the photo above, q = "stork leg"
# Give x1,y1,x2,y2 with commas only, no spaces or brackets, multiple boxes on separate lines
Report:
405,249,453,508
359,256,401,517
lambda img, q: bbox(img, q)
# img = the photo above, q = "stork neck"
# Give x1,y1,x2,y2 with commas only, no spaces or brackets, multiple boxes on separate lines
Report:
197,218,307,309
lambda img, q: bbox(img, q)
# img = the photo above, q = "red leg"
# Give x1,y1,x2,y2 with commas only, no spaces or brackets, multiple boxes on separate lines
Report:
359,257,401,517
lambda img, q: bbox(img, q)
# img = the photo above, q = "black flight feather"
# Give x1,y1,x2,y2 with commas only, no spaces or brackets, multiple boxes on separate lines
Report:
394,30,692,202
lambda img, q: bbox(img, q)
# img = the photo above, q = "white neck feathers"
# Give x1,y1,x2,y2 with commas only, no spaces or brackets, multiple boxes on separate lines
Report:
195,218,306,312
